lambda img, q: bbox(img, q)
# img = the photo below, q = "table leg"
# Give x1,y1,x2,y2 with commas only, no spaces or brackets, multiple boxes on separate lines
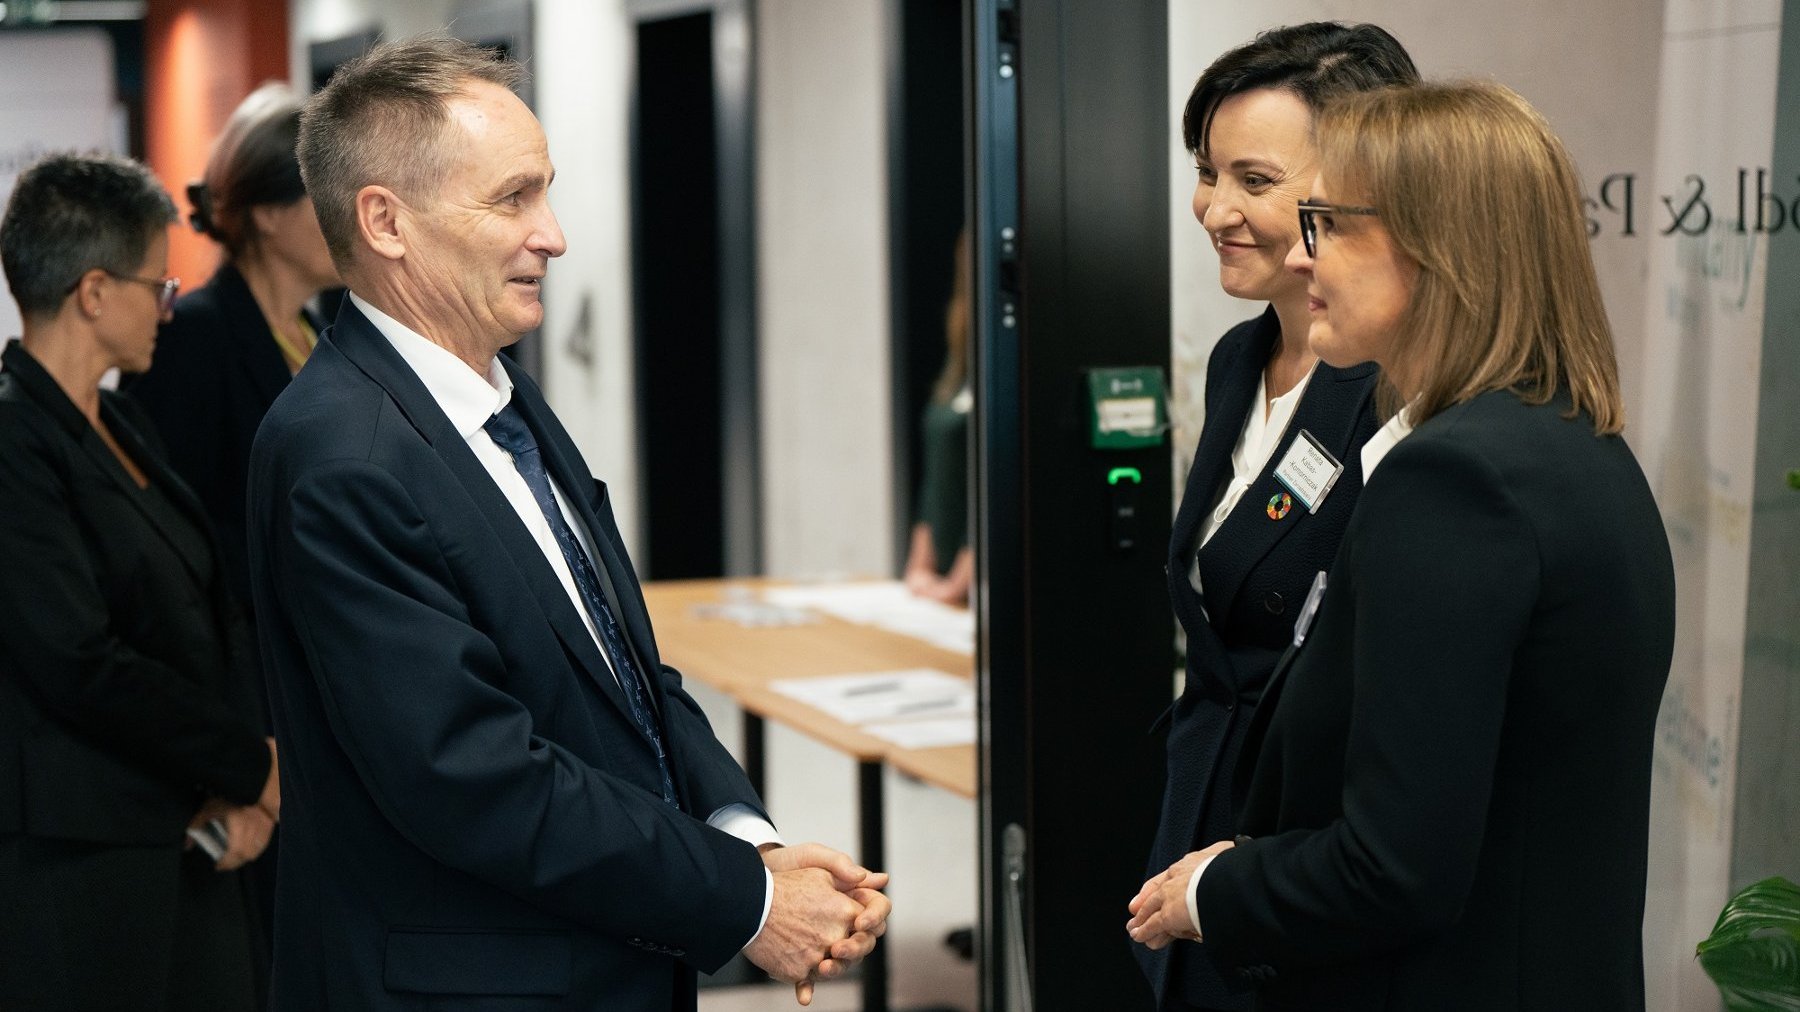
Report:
743,712,766,801
858,760,888,1012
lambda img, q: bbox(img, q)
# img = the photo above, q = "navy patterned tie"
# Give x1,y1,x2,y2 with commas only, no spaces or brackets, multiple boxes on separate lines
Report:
483,402,679,808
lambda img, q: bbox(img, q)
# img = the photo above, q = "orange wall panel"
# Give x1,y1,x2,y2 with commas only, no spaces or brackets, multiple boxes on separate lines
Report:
144,0,289,287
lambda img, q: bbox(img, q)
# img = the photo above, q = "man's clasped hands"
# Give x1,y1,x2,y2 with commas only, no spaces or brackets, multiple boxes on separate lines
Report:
747,841,892,1006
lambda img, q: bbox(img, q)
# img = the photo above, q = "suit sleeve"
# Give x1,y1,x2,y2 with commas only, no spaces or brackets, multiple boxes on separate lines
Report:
657,661,771,824
1198,433,1540,968
0,420,270,804
278,458,766,971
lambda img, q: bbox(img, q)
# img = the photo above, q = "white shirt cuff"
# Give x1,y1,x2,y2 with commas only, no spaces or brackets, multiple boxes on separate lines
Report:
708,804,782,947
1186,853,1220,942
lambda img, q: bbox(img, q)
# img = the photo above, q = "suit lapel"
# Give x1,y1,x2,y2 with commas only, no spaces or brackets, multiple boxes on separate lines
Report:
0,344,212,589
325,304,647,737
211,264,293,412
1197,358,1375,628
1166,311,1275,696
100,399,216,590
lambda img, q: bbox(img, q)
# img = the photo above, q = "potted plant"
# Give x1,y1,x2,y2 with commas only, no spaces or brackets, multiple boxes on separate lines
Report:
1697,876,1800,1010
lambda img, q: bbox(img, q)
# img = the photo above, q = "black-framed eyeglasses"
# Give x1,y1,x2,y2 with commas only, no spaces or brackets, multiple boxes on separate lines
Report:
1298,201,1379,258
103,271,182,315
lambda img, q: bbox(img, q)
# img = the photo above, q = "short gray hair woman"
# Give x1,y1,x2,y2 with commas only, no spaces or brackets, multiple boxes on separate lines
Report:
0,152,279,1010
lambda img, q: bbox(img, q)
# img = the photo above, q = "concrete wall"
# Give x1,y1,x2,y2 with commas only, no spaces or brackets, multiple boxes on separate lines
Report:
755,0,893,579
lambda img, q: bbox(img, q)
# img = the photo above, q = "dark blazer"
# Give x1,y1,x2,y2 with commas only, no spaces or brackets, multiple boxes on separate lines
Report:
1140,308,1379,1010
126,262,318,611
246,302,770,1010
1197,389,1675,1011
0,341,271,1002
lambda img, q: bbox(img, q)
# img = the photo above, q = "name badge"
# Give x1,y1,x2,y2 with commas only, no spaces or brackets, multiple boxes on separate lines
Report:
1273,429,1344,514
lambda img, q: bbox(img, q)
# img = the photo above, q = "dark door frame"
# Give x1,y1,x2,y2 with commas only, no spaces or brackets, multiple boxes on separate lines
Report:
627,0,761,577
973,0,1173,1008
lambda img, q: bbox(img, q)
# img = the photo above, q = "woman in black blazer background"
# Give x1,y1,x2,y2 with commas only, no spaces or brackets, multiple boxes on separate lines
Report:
1137,23,1418,1011
1129,83,1676,1010
0,154,279,1009
128,83,338,614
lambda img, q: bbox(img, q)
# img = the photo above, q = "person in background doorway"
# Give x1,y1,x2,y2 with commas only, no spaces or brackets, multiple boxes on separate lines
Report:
0,152,279,1011
1134,23,1418,1011
903,227,974,605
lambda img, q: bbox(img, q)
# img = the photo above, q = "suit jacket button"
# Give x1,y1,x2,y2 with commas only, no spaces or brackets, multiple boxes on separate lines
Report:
1263,592,1285,615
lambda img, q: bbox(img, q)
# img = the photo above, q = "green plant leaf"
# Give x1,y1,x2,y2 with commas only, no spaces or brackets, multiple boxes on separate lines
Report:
1698,877,1800,1010
1787,469,1800,491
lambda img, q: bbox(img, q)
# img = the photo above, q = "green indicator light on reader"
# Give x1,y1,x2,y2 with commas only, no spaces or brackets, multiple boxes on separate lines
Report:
1107,467,1142,486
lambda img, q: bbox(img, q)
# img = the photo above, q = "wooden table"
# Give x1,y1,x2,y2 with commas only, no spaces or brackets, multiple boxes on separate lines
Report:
641,579,975,1011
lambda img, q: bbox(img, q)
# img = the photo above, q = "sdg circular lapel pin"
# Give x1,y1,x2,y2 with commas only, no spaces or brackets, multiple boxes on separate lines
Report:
1267,493,1292,520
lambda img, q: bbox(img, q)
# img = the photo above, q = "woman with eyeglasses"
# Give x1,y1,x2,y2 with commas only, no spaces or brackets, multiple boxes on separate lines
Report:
128,83,339,621
0,153,278,1010
1132,23,1417,1011
1129,82,1675,1010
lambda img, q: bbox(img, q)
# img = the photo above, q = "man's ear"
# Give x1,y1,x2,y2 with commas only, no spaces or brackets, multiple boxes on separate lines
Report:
355,185,408,262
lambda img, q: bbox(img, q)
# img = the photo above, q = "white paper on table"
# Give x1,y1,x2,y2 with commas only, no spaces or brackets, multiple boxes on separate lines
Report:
860,717,976,749
762,581,974,655
770,669,973,725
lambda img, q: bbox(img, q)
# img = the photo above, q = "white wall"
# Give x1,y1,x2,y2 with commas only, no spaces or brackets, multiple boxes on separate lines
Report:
755,0,893,579
529,0,642,550
1170,4,1780,1008
0,29,119,347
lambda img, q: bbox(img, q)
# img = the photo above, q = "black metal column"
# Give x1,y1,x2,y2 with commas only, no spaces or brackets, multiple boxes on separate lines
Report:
858,760,889,1012
973,1,1172,1009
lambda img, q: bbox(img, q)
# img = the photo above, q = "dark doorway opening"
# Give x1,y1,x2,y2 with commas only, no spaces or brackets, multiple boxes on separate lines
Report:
633,12,725,580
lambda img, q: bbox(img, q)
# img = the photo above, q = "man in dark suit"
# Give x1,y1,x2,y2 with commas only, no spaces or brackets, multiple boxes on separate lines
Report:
247,37,888,1010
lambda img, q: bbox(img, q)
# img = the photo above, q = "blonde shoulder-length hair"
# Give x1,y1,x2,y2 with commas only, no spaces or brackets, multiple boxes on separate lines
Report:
1315,81,1624,433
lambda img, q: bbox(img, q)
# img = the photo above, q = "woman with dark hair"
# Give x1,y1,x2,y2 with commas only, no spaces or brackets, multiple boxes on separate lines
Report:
0,152,279,1010
1129,80,1673,1011
128,82,339,614
1131,22,1418,1011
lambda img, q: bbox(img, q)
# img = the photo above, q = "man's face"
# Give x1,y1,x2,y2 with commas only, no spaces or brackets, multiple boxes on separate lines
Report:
406,80,565,346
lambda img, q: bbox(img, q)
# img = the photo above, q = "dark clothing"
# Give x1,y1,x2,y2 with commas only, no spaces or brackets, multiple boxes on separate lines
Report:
1140,309,1380,1010
124,261,306,1000
125,262,319,613
915,394,970,571
0,341,270,1009
1198,389,1675,1010
247,301,769,1010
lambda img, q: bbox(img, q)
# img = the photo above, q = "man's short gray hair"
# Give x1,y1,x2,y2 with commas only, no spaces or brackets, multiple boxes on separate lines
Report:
297,35,526,265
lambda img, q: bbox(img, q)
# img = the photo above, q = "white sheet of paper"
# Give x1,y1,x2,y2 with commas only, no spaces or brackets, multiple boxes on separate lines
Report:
861,717,976,750
762,582,975,655
771,669,973,725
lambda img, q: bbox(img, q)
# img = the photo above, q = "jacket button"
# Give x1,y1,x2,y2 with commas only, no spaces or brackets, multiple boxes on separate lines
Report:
1264,592,1285,615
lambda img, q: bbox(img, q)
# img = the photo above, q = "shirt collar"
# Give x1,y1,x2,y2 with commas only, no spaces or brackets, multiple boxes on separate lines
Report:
1360,405,1416,481
350,292,513,439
